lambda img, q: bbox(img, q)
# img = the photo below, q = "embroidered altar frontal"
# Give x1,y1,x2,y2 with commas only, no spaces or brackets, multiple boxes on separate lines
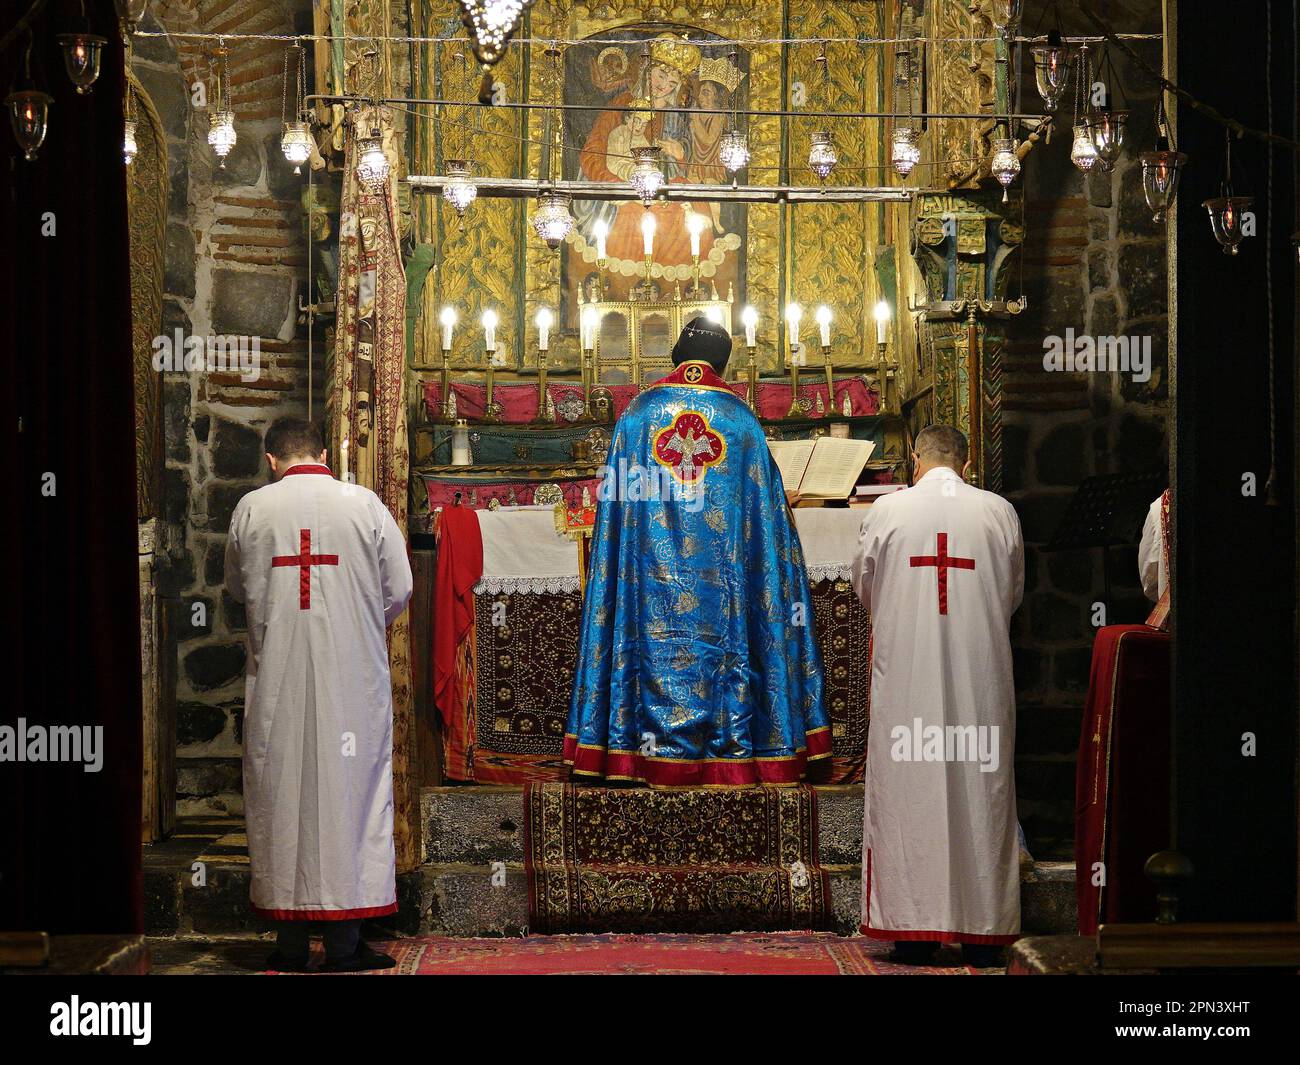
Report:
525,783,831,933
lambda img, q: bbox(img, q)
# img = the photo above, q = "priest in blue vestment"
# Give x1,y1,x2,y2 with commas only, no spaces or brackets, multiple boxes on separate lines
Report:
565,317,830,786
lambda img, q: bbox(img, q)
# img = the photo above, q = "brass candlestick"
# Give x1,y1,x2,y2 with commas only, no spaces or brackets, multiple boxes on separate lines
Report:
597,256,607,300
785,343,804,418
746,343,758,412
483,349,501,423
536,347,549,422
437,345,453,421
582,344,595,420
821,343,835,419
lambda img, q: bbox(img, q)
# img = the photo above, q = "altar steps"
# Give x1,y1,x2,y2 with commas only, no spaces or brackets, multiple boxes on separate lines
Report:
143,787,1078,938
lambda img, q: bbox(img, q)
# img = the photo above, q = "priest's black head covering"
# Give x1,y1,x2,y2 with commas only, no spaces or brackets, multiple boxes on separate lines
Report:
671,316,732,376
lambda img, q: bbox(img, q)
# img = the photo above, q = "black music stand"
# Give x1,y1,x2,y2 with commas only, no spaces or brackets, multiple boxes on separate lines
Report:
1043,470,1167,608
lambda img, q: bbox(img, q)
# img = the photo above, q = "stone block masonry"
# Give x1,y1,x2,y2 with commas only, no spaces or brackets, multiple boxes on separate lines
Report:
138,0,320,816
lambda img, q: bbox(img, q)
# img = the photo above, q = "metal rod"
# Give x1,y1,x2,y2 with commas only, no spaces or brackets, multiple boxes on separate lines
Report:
305,93,1046,123
409,175,913,203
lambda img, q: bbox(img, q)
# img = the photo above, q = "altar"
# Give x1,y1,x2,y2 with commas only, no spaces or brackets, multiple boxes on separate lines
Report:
427,505,872,786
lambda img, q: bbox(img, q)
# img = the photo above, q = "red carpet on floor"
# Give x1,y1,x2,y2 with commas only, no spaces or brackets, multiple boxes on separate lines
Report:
279,934,984,975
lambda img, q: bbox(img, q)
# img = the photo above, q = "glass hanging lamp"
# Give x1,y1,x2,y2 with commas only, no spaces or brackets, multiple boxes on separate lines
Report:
206,46,236,167
532,190,574,249
1031,30,1070,111
56,31,107,95
990,137,1021,202
629,145,665,204
808,130,837,180
1202,133,1251,255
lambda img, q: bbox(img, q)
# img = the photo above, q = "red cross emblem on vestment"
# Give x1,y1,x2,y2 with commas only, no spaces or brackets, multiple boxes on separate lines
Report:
909,532,976,616
652,410,726,483
272,529,339,610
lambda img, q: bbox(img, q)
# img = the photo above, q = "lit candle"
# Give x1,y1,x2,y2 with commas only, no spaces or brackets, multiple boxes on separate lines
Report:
873,299,891,345
687,211,705,258
340,437,349,481
481,308,498,352
816,304,832,347
581,305,598,350
641,211,656,257
535,307,553,352
741,305,758,347
592,218,608,261
785,302,802,348
439,305,457,351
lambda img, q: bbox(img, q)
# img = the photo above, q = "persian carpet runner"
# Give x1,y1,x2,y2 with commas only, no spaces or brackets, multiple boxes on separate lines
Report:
524,783,831,934
273,934,982,975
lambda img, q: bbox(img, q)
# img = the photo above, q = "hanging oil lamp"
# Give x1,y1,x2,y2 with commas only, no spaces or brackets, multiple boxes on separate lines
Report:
355,125,390,191
990,137,1021,202
1139,100,1187,224
808,130,837,180
206,46,236,166
1031,30,1070,112
1203,133,1252,255
56,31,107,95
279,43,312,174
6,89,52,162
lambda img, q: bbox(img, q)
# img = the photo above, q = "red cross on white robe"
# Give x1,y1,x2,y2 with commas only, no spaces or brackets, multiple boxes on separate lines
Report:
909,531,976,615
271,529,339,610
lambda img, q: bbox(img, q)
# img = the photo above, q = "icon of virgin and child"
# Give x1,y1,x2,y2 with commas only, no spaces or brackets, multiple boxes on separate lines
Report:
565,31,747,306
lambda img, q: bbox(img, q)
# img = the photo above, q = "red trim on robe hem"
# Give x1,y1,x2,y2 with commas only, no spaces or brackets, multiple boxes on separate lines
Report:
281,464,334,477
563,728,833,786
861,847,1018,945
251,901,399,921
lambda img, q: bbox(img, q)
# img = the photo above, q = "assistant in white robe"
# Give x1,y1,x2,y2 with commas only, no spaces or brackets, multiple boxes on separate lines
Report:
1138,493,1168,602
225,463,413,921
851,466,1024,944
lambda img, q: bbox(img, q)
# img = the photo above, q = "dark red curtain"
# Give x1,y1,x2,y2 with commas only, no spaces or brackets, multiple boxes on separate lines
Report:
1,4,143,933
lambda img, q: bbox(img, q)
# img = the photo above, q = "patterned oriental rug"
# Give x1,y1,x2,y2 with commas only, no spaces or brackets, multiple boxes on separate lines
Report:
524,784,831,934
277,934,982,975
451,577,870,785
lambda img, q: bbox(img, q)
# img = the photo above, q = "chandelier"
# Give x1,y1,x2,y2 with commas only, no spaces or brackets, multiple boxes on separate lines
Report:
630,145,665,205
808,131,837,180
890,127,920,178
457,1,537,68
355,126,390,191
207,110,237,165
717,48,749,175
280,44,312,174
280,121,311,174
443,159,478,216
990,137,1021,202
532,190,573,250
206,46,236,167
719,128,750,174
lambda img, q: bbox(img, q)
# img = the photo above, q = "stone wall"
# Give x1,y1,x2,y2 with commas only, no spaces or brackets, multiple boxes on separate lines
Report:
1006,17,1169,855
136,0,318,816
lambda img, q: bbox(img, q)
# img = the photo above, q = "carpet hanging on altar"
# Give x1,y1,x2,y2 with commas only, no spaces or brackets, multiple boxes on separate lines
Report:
524,784,832,934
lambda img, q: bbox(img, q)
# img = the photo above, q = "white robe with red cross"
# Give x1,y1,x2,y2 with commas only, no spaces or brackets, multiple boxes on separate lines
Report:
224,463,413,921
851,466,1025,944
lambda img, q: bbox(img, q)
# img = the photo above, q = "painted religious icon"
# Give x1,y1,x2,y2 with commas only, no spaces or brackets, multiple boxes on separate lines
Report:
561,27,748,320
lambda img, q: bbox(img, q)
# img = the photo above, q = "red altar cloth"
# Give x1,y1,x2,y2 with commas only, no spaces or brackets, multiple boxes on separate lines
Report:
432,504,483,729
1074,624,1170,935
423,378,880,423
